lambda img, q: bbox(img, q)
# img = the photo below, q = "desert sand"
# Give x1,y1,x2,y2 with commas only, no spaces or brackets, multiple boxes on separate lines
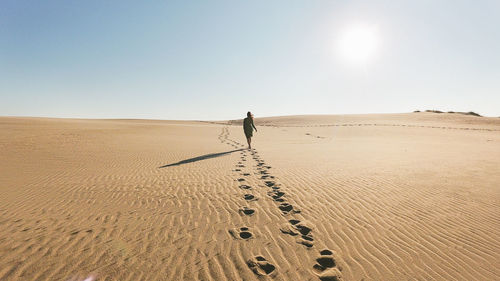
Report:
1,113,499,281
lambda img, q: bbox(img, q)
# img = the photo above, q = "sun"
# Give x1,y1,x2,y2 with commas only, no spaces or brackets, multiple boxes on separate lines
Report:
337,24,380,64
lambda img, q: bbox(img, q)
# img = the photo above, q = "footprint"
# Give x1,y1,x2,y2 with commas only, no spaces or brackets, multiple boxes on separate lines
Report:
313,249,342,280
244,194,258,201
237,178,245,182
316,250,335,267
279,203,293,213
234,169,241,172
247,256,276,276
298,234,314,248
279,202,301,214
239,185,252,190
294,220,313,235
239,207,255,216
264,181,276,187
268,190,285,201
242,173,251,176
280,219,313,245
229,227,254,240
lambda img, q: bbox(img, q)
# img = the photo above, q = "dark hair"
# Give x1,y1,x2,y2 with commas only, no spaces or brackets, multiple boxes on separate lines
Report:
247,111,251,117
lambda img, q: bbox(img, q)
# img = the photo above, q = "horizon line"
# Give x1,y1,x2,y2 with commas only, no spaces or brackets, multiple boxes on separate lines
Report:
1,110,498,122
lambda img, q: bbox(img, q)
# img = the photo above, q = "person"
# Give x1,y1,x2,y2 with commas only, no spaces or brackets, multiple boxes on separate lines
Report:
243,111,257,149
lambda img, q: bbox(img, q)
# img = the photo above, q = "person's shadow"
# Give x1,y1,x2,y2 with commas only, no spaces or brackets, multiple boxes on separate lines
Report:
159,148,244,168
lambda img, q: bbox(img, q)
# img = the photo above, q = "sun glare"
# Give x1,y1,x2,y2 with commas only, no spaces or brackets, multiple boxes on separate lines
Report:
338,24,380,64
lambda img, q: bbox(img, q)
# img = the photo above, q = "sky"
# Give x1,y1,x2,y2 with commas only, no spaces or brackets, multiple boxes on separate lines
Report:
1,0,499,119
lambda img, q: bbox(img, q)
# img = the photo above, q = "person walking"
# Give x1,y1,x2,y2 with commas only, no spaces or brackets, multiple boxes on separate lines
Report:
243,111,257,149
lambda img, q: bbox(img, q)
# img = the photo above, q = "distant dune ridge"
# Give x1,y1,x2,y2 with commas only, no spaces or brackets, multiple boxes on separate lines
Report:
1,113,499,280
413,109,482,117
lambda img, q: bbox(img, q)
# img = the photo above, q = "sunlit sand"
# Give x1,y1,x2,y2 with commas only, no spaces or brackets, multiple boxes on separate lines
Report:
1,113,499,280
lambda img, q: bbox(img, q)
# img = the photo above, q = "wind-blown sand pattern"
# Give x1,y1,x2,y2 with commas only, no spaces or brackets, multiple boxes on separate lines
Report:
1,113,499,280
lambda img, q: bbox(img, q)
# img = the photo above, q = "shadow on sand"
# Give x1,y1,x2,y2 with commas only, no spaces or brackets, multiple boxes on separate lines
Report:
159,149,244,168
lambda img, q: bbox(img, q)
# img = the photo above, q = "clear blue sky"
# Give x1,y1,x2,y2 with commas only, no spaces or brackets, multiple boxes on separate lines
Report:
1,0,499,119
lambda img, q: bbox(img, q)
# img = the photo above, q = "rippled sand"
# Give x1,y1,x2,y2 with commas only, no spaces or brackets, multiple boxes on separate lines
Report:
1,113,499,280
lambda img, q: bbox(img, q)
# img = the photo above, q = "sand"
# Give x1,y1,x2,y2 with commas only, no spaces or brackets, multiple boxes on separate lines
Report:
0,113,499,280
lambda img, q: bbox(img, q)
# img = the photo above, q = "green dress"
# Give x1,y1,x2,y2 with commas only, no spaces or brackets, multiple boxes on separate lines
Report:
243,117,256,138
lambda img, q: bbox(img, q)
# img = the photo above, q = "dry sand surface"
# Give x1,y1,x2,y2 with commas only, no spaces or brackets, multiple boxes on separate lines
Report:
1,113,499,281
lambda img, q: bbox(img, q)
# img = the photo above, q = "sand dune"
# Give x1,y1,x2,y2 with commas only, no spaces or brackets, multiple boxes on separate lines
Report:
1,113,499,280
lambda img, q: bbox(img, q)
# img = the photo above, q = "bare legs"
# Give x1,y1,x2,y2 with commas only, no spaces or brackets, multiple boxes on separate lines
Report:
247,137,252,149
